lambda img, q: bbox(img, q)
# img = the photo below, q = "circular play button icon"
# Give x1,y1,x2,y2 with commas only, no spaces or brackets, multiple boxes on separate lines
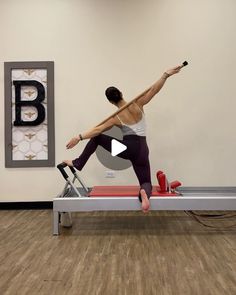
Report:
95,126,141,170
111,139,127,157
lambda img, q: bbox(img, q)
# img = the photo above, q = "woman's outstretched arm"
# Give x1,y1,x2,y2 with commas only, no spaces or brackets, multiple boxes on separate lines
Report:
136,65,182,107
66,117,117,149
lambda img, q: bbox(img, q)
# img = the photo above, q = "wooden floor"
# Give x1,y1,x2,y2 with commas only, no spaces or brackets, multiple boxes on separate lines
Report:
0,210,236,295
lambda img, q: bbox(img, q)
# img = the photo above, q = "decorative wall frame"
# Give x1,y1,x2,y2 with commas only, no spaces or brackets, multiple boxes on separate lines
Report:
4,61,55,167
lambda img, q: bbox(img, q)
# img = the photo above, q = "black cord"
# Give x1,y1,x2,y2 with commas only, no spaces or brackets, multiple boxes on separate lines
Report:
186,211,236,219
184,211,236,229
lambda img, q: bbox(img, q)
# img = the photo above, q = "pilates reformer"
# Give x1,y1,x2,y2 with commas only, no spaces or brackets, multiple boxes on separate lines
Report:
53,61,236,235
53,163,236,235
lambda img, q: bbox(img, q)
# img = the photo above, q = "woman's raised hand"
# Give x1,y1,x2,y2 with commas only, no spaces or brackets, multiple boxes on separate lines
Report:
165,65,182,77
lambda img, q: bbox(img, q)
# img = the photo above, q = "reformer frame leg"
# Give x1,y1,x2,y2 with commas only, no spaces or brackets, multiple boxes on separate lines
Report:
53,211,60,235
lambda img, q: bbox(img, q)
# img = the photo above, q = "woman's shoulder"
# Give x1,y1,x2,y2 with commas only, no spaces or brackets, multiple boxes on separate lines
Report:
124,103,143,116
133,102,144,114
118,103,143,123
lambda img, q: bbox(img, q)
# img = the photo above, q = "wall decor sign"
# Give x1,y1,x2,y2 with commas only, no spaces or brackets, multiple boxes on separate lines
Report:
4,61,55,167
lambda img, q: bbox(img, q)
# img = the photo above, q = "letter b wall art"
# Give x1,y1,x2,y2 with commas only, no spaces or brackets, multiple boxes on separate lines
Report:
4,62,55,167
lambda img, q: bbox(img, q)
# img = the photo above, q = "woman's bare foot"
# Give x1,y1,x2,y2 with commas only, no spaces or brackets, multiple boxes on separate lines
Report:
63,160,73,167
140,189,150,213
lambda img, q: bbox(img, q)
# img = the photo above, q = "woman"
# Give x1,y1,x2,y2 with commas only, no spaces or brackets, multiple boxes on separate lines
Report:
63,65,181,212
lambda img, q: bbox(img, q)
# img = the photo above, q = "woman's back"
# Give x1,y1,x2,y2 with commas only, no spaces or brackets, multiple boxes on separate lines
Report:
117,103,146,136
117,103,144,126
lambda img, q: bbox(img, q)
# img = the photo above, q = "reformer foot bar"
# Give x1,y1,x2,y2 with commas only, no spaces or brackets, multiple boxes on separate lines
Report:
53,163,236,235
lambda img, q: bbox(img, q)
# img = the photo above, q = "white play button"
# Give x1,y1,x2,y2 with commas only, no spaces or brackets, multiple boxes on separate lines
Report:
96,126,140,170
111,139,127,157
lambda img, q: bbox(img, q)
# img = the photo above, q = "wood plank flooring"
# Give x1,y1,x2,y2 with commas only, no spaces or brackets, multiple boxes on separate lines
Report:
0,210,235,295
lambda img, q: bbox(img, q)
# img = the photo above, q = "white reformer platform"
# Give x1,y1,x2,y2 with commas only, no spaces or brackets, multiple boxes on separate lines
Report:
53,164,236,235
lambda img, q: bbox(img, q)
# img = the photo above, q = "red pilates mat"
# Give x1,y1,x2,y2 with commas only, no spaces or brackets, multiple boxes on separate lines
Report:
89,186,179,197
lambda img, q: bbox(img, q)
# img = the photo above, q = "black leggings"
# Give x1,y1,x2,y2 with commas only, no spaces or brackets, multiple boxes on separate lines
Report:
72,134,152,202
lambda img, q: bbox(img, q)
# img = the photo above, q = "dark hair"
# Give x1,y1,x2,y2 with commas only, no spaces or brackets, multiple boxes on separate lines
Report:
105,86,122,104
